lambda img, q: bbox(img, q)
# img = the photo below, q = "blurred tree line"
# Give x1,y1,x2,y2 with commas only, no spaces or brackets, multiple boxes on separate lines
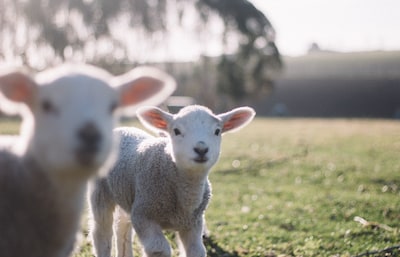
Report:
0,0,282,110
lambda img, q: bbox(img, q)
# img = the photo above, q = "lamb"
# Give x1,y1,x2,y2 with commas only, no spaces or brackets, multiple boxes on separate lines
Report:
89,105,255,257
0,64,176,257
0,135,18,150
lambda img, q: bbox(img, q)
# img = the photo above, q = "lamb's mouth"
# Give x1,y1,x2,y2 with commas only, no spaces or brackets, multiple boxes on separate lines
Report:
76,146,99,166
194,157,208,163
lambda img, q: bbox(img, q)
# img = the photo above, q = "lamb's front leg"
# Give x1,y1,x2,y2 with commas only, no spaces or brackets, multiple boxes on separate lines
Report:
114,207,134,257
177,222,206,257
89,193,115,257
89,182,115,257
132,214,171,257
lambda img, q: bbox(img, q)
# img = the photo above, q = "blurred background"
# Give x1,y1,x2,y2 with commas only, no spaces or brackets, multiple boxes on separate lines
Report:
1,0,399,117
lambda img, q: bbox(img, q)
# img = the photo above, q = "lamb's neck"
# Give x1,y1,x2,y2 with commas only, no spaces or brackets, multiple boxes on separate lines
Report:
176,169,209,212
25,156,89,215
50,171,88,216
49,173,88,256
23,156,89,256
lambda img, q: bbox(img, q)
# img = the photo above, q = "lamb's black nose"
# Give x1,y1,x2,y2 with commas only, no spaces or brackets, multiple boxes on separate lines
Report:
76,122,102,165
194,141,209,157
77,122,101,150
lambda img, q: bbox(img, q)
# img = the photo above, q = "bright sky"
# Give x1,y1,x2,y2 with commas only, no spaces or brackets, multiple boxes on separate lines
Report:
250,0,400,56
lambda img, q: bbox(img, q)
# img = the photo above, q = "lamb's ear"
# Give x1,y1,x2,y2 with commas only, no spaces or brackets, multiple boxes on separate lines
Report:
218,107,256,134
113,67,176,115
136,106,173,133
0,70,37,114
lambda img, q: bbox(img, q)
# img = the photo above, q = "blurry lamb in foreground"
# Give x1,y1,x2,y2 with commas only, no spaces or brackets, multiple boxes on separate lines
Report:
0,64,176,257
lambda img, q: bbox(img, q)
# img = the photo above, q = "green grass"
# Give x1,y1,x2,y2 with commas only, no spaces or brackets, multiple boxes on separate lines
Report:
205,119,400,257
0,117,21,134
1,118,399,257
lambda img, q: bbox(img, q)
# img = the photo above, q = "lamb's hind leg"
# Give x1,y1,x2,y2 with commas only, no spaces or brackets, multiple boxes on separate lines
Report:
114,207,134,257
89,178,116,257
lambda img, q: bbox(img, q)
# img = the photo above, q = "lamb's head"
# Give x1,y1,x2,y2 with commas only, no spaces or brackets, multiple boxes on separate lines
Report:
137,105,255,174
0,65,175,175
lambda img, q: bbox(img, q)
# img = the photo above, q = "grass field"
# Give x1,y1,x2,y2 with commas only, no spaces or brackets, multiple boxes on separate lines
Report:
1,118,399,257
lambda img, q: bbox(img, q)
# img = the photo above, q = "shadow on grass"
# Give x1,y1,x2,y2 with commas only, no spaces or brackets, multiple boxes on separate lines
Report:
204,236,239,257
352,245,400,257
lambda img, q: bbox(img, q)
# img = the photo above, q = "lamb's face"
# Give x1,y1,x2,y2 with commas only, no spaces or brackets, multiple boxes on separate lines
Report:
168,108,222,173
30,74,118,175
0,65,175,176
138,105,255,175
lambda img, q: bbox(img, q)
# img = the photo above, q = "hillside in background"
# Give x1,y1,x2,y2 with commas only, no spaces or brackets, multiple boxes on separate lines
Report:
253,51,400,118
1,51,398,118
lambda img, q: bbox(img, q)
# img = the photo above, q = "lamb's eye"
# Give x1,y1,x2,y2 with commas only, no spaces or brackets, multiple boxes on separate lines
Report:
41,100,58,114
214,128,221,136
174,128,181,136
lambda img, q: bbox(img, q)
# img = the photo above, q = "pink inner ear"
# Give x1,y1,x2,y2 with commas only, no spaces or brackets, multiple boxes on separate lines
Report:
0,72,35,104
223,112,252,132
120,77,163,107
143,110,168,130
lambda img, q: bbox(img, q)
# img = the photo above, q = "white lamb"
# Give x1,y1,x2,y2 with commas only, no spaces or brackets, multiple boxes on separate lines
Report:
0,64,175,257
0,135,18,150
89,105,255,257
